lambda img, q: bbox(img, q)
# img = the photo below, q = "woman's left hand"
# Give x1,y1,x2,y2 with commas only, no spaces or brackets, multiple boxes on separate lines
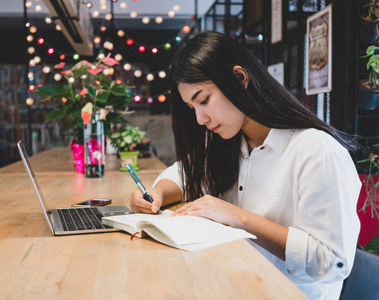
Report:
172,195,243,228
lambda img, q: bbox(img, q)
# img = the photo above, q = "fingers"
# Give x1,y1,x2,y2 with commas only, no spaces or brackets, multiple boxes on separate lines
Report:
130,189,153,213
129,188,163,214
172,200,205,217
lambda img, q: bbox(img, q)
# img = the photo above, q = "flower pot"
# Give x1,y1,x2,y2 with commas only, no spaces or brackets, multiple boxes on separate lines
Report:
360,17,378,44
70,141,85,173
119,151,140,171
358,80,379,110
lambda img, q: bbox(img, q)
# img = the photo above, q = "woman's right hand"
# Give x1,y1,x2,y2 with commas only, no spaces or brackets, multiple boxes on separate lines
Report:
129,187,163,214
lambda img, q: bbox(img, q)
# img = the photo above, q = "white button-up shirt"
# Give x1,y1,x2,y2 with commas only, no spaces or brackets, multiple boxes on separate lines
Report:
153,128,362,299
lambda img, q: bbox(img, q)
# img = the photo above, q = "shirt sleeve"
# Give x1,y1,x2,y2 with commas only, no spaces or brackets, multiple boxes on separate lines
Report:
285,146,361,283
152,161,184,196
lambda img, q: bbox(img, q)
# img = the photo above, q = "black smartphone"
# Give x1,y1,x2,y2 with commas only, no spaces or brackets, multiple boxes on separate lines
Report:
71,198,112,207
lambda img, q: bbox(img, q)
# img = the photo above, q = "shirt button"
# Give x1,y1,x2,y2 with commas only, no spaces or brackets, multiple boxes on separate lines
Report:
287,269,291,274
260,146,265,150
239,186,243,191
337,262,343,268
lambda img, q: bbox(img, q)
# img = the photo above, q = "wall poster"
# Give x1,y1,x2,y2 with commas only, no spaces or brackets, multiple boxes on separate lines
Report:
306,4,332,95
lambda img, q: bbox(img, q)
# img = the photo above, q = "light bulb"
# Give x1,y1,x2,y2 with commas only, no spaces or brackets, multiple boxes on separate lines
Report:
43,66,51,74
158,71,166,78
123,63,131,71
27,46,35,54
134,70,142,77
155,16,163,24
54,73,62,81
26,97,34,105
142,16,150,24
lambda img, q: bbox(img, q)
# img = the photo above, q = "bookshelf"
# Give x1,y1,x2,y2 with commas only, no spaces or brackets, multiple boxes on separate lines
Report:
0,64,65,167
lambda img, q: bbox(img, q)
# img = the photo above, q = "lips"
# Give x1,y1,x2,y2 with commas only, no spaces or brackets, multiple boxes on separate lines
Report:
208,125,220,133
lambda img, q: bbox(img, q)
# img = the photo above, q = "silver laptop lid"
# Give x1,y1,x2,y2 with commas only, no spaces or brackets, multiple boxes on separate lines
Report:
17,141,54,234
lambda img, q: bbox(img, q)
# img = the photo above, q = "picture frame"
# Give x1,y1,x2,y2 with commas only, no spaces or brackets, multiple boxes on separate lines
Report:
305,4,332,95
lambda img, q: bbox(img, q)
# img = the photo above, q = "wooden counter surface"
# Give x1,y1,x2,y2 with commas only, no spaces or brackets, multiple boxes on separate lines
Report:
0,149,308,299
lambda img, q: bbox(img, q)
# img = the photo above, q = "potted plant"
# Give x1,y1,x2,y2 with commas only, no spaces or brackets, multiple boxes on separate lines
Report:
359,0,379,44
32,54,133,173
356,144,379,254
110,125,146,171
359,45,379,109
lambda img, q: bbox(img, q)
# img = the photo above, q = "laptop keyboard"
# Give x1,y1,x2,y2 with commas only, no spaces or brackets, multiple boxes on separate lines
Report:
57,207,113,231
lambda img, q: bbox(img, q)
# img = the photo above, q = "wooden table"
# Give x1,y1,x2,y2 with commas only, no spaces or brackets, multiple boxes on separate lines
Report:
0,147,168,174
0,149,308,299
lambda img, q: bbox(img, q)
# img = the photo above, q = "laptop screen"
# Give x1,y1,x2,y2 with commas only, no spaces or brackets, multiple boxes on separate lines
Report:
17,141,54,233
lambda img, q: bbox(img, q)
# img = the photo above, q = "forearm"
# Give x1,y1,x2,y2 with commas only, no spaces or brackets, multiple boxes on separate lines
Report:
238,209,289,261
153,179,182,207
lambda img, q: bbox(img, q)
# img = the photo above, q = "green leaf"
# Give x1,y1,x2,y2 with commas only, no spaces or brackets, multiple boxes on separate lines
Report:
46,106,65,121
367,54,379,70
95,90,109,103
36,85,72,97
110,84,128,96
88,86,96,98
364,234,379,254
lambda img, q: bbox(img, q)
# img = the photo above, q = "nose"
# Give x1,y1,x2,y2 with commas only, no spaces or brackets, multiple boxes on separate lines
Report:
195,108,209,126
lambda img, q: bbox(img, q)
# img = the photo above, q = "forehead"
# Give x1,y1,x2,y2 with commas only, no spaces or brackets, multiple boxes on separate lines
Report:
178,81,215,102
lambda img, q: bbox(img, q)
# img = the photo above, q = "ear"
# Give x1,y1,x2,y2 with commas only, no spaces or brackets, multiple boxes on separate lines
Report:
233,66,249,89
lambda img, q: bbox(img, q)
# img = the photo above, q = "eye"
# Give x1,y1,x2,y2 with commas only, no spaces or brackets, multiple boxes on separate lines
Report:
200,96,209,105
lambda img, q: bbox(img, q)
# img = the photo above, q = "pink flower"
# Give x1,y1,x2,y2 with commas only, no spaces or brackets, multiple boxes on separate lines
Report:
61,70,73,76
101,53,119,66
73,60,92,69
54,62,66,69
80,87,88,96
87,67,103,75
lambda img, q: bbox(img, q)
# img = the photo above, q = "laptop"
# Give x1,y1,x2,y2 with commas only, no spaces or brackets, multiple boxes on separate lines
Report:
17,141,132,235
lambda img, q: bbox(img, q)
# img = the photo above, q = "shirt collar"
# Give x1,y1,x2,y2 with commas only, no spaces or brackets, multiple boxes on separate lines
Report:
263,128,295,154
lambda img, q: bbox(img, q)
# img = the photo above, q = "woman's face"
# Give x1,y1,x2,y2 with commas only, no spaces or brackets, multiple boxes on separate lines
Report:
178,81,247,140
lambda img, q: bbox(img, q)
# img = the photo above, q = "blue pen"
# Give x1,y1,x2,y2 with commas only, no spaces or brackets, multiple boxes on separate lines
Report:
126,164,154,203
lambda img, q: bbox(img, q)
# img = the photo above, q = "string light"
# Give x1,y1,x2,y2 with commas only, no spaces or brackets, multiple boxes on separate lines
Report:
27,47,35,54
134,70,142,77
54,73,62,81
182,25,190,33
158,95,166,102
24,4,191,106
123,63,132,71
26,97,34,105
142,16,150,24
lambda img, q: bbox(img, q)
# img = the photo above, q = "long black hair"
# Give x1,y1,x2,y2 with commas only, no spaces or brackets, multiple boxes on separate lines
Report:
169,30,358,201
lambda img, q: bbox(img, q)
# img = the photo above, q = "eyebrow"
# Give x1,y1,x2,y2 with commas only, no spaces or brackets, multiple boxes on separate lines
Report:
191,90,202,101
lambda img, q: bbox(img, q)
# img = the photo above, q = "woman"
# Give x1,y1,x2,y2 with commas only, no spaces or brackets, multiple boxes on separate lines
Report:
129,31,361,299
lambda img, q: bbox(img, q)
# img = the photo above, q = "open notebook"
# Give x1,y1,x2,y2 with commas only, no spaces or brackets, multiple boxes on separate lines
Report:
17,140,132,235
102,210,257,251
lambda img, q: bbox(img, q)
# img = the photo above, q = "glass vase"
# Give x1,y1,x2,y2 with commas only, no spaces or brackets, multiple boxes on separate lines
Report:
84,113,105,178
